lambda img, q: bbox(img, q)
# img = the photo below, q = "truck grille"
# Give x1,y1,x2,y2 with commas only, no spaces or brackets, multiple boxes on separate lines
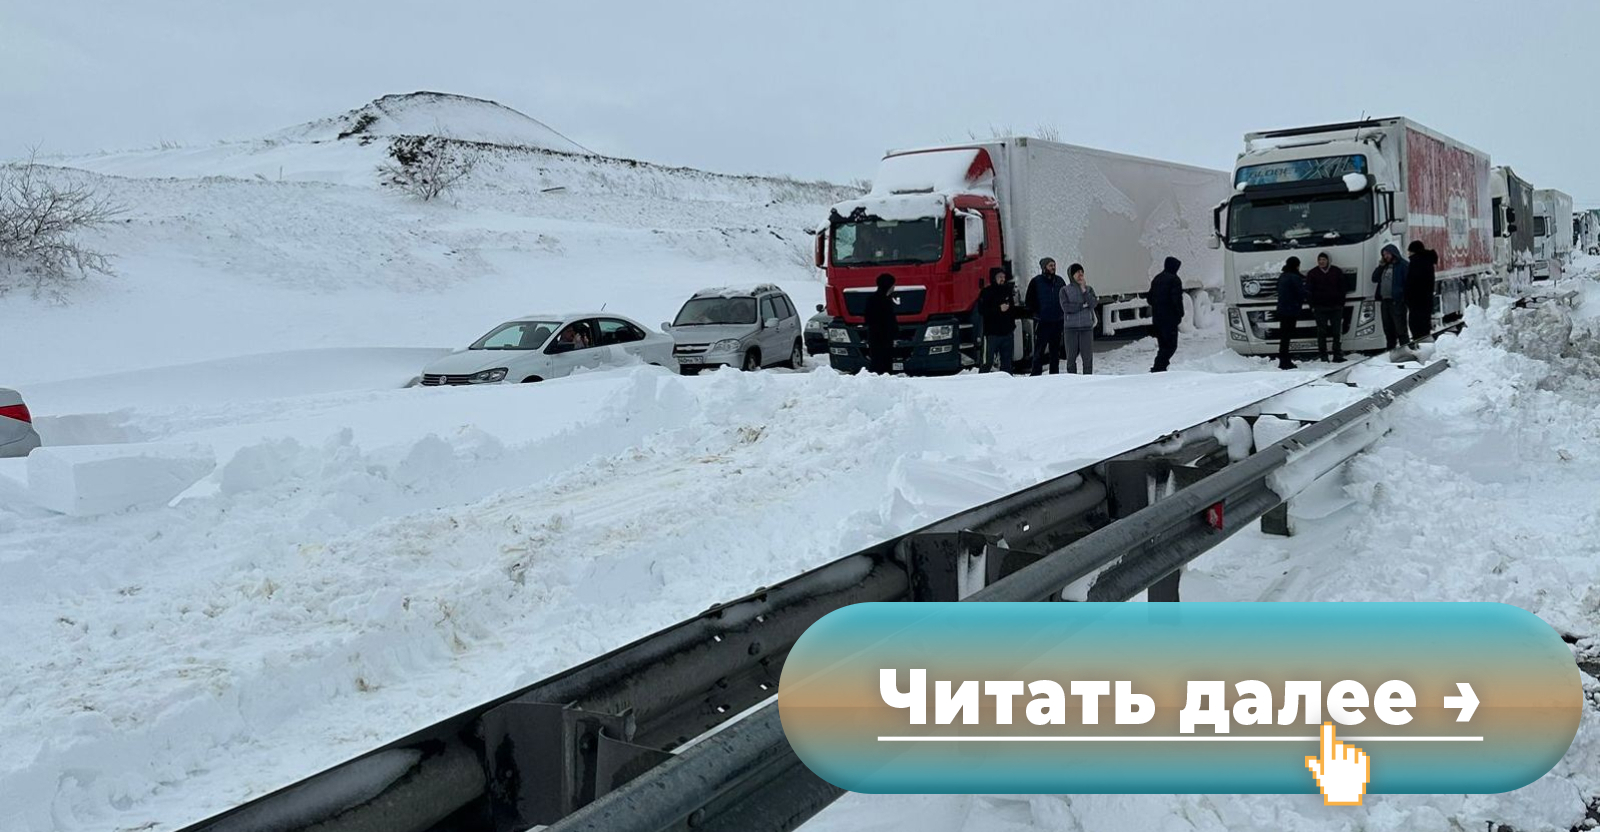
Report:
421,374,474,386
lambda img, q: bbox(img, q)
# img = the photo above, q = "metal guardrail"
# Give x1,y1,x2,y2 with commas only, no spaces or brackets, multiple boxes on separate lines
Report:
175,355,1446,832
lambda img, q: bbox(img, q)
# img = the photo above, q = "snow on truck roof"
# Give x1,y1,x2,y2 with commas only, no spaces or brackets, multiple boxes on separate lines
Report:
829,147,994,222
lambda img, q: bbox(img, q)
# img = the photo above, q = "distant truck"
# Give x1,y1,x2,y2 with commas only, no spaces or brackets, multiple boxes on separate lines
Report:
814,139,1231,374
1531,188,1573,280
1215,117,1494,356
1577,209,1600,255
1490,166,1537,292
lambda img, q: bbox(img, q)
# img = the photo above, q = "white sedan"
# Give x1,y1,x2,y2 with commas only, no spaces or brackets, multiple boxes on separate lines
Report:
419,313,676,386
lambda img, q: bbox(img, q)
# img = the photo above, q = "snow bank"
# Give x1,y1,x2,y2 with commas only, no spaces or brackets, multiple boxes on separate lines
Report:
28,443,215,516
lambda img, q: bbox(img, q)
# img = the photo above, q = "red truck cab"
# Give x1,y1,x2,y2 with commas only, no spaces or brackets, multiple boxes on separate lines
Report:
815,148,1007,374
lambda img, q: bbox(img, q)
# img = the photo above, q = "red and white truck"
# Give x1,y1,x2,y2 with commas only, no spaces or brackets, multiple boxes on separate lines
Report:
814,139,1231,374
1216,117,1496,355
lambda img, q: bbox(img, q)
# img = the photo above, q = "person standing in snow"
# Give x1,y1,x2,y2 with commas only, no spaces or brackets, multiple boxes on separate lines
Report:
1305,252,1347,362
1274,256,1308,370
1148,256,1185,372
1371,244,1409,350
863,272,899,374
1025,257,1067,375
1405,240,1438,344
979,267,1018,373
1058,263,1098,374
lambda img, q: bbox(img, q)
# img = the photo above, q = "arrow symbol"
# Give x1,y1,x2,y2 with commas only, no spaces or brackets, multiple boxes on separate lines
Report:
1443,682,1478,722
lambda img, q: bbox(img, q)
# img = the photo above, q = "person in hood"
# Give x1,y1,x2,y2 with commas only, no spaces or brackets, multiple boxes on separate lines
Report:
1371,244,1409,350
863,272,899,374
1058,263,1098,374
1305,252,1347,362
1025,257,1066,375
1275,256,1308,370
979,267,1018,373
1405,240,1438,343
1148,256,1185,372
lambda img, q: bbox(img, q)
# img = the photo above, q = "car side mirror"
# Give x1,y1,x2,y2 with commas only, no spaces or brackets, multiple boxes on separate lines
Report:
815,304,824,313
764,317,780,329
1206,235,1221,250
661,322,672,331
547,342,576,354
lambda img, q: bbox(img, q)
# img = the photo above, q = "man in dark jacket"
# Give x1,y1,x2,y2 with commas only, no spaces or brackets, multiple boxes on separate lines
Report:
1371,244,1409,350
979,267,1018,373
1025,257,1066,375
1404,241,1437,343
863,272,899,374
1305,252,1347,362
1148,256,1185,372
1275,256,1308,370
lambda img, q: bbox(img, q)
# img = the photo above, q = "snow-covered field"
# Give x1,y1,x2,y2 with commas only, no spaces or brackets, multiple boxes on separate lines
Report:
3,93,1598,832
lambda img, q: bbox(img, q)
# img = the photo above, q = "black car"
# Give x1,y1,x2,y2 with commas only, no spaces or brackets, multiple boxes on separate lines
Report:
803,304,831,355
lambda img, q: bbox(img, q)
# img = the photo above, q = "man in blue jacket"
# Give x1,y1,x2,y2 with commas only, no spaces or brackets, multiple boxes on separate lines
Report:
1371,244,1409,350
1025,257,1067,375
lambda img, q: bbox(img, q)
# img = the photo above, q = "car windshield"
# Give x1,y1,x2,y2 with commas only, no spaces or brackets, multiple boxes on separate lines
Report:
674,297,757,326
470,320,561,350
831,217,943,266
1226,193,1375,251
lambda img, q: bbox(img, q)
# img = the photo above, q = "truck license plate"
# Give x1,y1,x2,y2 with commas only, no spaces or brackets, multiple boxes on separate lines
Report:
893,362,904,371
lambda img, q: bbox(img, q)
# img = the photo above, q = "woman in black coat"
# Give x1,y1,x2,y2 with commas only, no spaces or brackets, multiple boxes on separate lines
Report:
1404,241,1437,343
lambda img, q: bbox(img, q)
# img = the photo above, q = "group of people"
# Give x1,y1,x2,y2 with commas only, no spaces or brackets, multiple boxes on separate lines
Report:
1269,241,1436,369
976,255,1190,375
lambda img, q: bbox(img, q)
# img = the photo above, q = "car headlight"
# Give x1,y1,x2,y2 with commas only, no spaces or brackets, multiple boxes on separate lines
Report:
923,325,954,341
806,320,823,330
469,368,508,384
711,339,743,352
827,328,851,343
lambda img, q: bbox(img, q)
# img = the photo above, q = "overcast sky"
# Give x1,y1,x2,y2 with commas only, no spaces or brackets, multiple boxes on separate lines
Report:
5,0,1598,205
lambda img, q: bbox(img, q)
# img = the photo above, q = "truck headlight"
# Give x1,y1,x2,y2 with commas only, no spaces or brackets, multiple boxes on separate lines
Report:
469,368,508,384
923,325,954,341
711,339,743,352
1227,308,1245,333
827,328,851,343
1358,301,1375,324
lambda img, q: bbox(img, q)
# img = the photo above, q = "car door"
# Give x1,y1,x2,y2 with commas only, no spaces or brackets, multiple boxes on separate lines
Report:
597,318,649,365
543,320,606,378
776,294,802,358
758,295,783,366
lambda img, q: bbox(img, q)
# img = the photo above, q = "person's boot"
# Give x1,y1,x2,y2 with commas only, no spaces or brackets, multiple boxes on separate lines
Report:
1332,354,1347,363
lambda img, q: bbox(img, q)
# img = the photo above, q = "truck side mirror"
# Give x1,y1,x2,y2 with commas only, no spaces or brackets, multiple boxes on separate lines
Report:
964,212,986,257
814,231,826,269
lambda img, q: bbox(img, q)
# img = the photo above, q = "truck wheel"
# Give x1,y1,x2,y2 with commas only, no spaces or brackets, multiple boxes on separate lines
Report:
743,350,761,371
785,340,804,369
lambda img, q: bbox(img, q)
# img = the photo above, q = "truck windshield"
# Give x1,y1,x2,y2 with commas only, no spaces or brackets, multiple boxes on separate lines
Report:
1226,193,1375,251
831,218,943,266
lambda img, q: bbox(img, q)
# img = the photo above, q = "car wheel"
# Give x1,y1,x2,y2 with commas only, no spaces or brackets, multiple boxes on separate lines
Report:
785,340,804,369
521,376,543,383
742,350,761,371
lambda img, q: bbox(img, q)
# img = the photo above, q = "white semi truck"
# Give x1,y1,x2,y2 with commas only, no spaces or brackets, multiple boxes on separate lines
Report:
1532,188,1574,280
1214,117,1495,356
1490,166,1537,293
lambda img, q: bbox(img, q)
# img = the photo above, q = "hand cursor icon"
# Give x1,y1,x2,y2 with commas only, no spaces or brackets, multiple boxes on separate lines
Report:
1305,722,1370,805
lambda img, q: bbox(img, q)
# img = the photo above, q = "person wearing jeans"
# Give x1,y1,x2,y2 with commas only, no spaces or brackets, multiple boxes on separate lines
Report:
1058,263,1098,374
1025,258,1066,375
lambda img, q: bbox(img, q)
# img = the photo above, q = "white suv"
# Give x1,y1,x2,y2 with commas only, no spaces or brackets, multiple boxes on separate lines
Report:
665,285,805,372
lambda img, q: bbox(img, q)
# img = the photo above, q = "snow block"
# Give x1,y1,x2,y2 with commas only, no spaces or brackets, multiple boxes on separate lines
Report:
27,442,216,517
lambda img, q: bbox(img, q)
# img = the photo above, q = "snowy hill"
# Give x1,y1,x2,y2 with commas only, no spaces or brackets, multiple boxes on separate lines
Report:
269,91,596,154
4,93,859,384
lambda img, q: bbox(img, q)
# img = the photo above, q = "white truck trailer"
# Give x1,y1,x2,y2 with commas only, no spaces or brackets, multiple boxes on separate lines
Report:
1214,117,1495,356
1532,188,1574,280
